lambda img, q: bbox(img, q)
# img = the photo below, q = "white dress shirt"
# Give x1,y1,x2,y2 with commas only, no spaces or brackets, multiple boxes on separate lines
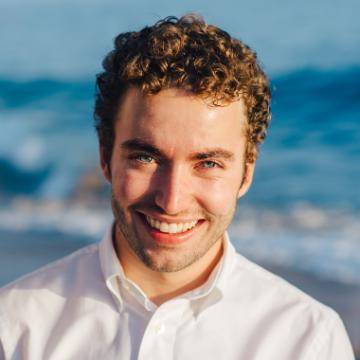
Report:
0,225,355,360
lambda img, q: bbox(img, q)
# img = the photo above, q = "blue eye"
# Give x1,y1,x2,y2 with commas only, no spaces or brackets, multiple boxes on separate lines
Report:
202,161,217,168
137,154,154,163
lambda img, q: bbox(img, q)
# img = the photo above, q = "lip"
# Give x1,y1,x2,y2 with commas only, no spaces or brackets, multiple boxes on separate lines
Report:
136,212,205,245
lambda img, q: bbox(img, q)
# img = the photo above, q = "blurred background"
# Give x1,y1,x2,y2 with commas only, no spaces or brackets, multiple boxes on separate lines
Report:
0,0,359,355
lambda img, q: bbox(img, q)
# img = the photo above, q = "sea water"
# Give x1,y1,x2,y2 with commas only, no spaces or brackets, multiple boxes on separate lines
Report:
0,0,359,286
0,68,359,285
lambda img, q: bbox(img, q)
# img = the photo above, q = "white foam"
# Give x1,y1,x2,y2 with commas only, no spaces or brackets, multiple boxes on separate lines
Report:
0,108,98,199
230,204,360,285
12,136,46,170
0,199,112,239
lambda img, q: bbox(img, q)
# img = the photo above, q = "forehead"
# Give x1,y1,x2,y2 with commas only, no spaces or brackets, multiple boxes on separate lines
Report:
114,87,248,154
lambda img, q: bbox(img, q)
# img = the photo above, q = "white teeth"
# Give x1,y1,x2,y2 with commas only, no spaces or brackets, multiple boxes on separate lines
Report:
160,222,169,232
145,215,198,234
168,223,178,233
169,223,186,233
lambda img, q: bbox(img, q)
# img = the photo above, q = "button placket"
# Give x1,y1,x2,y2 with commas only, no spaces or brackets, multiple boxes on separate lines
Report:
137,299,188,360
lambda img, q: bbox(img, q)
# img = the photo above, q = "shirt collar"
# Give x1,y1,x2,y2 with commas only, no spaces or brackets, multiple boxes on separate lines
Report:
181,232,235,301
98,223,236,313
214,232,236,292
99,223,154,312
98,223,126,311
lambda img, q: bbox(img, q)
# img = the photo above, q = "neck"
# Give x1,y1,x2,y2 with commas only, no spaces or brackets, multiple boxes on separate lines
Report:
114,229,224,306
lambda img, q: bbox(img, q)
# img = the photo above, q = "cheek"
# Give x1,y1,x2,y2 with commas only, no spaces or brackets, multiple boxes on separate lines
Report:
197,180,239,216
112,169,152,203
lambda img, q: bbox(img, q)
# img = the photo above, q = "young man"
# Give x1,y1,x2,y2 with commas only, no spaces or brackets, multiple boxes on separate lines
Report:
0,16,355,359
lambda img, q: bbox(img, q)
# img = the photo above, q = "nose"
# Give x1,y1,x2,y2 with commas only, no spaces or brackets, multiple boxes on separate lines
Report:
154,165,192,215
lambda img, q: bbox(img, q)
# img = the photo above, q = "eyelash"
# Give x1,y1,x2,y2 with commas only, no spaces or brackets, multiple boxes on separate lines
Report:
199,160,221,169
129,154,156,164
128,154,222,170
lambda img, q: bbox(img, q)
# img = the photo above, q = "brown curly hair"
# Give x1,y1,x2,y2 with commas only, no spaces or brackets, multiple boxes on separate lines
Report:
94,15,271,164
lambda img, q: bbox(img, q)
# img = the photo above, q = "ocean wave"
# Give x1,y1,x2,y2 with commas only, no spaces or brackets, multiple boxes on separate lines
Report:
0,199,359,285
0,67,359,205
0,199,111,239
230,203,360,285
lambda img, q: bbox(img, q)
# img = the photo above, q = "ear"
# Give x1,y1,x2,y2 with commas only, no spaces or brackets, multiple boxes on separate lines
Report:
237,161,255,199
99,144,111,183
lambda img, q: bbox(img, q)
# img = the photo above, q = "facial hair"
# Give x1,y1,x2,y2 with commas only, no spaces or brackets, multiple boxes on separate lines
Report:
111,194,235,273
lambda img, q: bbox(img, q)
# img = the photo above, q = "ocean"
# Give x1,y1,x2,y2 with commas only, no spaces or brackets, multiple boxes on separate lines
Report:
0,66,359,287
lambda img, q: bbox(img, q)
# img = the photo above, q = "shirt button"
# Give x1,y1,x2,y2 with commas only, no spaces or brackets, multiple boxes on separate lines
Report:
154,323,165,335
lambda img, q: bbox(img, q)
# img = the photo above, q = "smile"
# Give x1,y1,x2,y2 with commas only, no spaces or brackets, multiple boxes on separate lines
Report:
145,215,198,234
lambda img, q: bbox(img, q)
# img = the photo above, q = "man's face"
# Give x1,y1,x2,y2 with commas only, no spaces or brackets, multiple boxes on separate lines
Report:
101,88,254,273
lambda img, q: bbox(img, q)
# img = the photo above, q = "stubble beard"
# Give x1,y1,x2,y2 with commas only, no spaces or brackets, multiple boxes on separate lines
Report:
111,195,235,273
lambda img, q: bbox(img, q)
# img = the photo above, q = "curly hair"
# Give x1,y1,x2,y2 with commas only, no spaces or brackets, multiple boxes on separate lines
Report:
94,15,271,164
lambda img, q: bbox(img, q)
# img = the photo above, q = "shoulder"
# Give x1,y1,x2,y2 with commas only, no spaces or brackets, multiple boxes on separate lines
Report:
229,252,337,318
0,243,101,321
225,253,352,356
1,242,99,291
0,242,120,359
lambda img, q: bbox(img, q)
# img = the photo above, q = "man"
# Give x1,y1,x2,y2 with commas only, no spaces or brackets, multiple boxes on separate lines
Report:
0,15,355,360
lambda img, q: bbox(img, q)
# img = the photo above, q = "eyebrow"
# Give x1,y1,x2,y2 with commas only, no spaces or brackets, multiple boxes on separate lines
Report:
190,149,235,161
121,138,235,161
121,139,164,157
